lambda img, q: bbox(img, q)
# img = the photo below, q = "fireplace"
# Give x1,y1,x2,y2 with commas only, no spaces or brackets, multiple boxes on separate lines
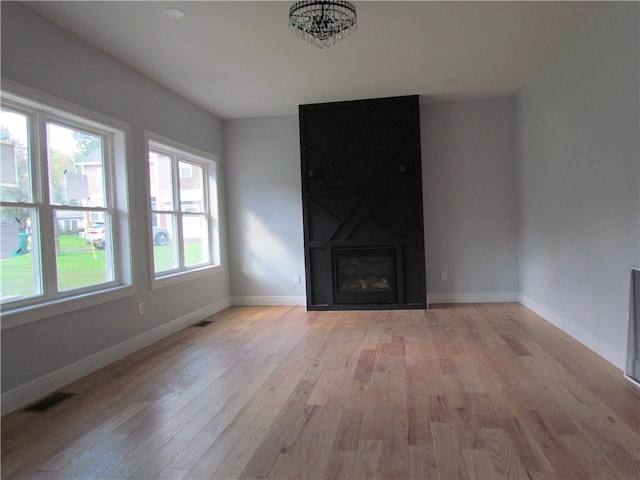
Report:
333,248,396,304
299,95,426,310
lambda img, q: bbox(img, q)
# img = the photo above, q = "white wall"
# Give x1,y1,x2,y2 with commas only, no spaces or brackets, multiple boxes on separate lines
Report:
1,3,231,412
421,98,519,303
517,2,639,369
224,116,306,305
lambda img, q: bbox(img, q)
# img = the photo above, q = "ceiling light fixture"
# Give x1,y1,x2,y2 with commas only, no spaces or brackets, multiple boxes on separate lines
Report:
289,1,357,49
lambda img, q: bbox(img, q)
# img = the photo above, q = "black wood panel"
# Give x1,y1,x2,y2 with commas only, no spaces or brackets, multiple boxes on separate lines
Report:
299,95,426,310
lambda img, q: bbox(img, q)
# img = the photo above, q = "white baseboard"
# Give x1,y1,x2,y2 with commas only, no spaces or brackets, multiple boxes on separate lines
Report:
428,291,519,304
1,297,232,415
519,294,625,371
231,296,306,306
624,374,640,388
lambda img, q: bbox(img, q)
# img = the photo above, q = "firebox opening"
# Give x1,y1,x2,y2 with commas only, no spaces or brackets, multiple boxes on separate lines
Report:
333,247,397,304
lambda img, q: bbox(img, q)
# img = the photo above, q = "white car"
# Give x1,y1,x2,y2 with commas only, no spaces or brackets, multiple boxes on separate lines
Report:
85,222,170,248
85,222,106,248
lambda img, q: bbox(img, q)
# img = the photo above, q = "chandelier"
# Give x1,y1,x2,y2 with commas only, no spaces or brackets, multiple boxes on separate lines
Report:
289,1,357,49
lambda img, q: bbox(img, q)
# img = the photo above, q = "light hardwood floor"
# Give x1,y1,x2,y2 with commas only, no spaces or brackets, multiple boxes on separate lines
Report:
2,303,639,479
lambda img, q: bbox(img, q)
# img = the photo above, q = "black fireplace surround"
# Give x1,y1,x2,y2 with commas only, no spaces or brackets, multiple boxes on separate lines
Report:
299,95,427,310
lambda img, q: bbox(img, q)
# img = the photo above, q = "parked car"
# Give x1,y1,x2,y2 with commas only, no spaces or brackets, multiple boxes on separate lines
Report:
85,222,106,249
85,223,170,249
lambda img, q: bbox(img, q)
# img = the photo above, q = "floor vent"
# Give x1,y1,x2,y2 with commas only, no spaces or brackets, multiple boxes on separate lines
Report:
24,392,75,412
193,320,213,327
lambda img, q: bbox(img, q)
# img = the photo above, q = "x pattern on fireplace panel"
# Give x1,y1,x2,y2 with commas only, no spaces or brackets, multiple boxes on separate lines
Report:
303,100,423,244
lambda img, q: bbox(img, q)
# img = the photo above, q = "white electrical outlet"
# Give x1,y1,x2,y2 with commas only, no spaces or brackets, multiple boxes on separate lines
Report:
293,274,301,284
138,302,144,315
441,271,448,281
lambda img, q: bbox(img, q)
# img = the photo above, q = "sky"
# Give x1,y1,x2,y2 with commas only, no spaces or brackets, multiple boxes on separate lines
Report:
1,109,77,155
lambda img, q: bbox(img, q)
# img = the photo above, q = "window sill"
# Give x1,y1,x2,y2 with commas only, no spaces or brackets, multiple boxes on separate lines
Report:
151,264,224,291
1,284,136,330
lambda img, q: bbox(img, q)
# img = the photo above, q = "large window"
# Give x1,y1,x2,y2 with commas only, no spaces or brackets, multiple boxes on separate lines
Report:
0,86,132,322
147,134,220,284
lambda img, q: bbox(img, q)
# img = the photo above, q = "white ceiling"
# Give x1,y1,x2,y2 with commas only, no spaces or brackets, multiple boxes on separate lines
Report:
25,1,593,119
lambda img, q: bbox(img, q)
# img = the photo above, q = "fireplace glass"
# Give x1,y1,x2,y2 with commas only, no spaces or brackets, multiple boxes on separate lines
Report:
333,248,396,304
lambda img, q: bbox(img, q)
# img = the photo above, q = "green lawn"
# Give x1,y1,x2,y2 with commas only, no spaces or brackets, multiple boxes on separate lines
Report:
153,241,205,272
1,234,110,298
1,235,206,299
56,233,111,292
0,253,37,298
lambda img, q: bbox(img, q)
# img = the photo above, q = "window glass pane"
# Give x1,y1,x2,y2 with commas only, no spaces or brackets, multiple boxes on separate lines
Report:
54,209,113,292
0,109,31,202
149,150,173,211
153,213,178,273
179,161,204,213
0,206,41,302
179,163,192,178
47,123,105,207
183,214,210,267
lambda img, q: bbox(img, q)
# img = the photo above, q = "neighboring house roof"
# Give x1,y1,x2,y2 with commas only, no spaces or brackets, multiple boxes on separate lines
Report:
76,148,101,166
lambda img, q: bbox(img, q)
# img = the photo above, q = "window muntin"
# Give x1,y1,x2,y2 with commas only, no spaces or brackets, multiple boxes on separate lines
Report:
148,137,219,282
0,90,130,314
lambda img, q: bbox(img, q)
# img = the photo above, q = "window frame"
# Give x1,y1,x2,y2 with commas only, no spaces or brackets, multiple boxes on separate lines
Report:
145,131,222,290
0,79,134,329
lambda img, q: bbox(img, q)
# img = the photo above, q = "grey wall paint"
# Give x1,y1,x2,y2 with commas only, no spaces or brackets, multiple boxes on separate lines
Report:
421,98,519,302
517,2,639,368
223,100,519,304
224,116,306,303
1,3,231,393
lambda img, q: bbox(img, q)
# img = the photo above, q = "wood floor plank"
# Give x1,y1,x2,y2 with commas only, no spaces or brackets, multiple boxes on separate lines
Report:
359,386,387,442
559,433,624,480
432,422,468,480
322,449,359,480
451,405,485,450
501,417,553,474
407,392,432,445
353,349,377,382
211,428,268,480
238,414,298,479
480,427,529,480
462,448,501,480
408,444,438,480
380,404,410,480
2,304,638,480
354,439,384,480
518,409,590,480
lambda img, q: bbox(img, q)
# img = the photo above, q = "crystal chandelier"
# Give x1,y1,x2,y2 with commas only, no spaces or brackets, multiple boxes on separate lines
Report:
289,1,357,49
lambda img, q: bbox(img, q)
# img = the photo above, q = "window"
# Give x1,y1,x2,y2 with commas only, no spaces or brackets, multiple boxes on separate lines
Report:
0,85,132,323
147,133,220,285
